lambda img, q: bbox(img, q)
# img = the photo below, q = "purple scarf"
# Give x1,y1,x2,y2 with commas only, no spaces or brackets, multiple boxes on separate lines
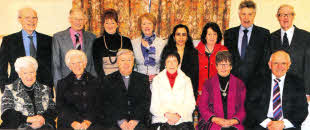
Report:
141,33,156,66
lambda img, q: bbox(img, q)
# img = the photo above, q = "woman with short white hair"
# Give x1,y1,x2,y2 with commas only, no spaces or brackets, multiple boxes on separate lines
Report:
1,56,57,129
56,50,103,129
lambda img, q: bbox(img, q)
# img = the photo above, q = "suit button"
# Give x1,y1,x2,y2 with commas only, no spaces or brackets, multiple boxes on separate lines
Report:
205,66,207,69
128,111,131,114
82,91,87,96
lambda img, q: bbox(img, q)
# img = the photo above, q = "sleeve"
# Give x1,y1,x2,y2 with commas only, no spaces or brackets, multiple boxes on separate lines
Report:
56,80,80,128
132,75,151,121
232,80,246,127
223,30,233,51
149,76,168,123
176,78,196,122
0,36,10,87
87,35,97,78
198,81,216,122
51,35,62,86
42,87,57,125
159,46,167,71
304,46,310,95
92,39,105,79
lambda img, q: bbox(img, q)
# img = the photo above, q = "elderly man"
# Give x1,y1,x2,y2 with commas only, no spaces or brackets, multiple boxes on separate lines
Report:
103,49,151,129
245,50,308,130
52,8,96,86
0,7,53,93
56,50,102,129
269,4,310,101
224,0,270,86
1,56,57,129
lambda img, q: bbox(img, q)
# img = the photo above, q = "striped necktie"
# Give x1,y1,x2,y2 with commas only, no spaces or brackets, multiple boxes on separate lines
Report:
273,78,283,120
75,33,81,50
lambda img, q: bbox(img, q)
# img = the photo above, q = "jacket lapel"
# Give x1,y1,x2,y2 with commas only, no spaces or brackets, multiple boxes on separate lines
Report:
227,74,236,118
63,28,74,51
17,31,26,56
212,75,224,117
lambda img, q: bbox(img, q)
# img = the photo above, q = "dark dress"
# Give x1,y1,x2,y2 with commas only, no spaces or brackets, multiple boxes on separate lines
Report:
92,31,133,79
56,71,103,129
0,79,57,129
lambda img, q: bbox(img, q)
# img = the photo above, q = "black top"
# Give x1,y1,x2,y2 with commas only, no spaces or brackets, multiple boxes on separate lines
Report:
92,31,133,78
218,74,230,119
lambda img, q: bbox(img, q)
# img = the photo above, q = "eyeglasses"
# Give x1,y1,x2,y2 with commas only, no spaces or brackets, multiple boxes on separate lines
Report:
71,18,86,22
217,63,231,68
277,13,294,18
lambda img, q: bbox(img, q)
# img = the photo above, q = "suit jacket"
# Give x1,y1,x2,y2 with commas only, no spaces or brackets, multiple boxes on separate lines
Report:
198,74,246,130
245,73,308,130
159,45,199,99
52,28,97,85
150,69,196,124
56,71,102,129
224,25,270,85
269,26,310,94
102,71,151,128
0,31,53,89
131,37,167,75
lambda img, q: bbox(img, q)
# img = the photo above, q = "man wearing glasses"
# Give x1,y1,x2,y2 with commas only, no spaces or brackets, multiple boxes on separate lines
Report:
52,8,96,86
0,7,53,94
269,4,310,102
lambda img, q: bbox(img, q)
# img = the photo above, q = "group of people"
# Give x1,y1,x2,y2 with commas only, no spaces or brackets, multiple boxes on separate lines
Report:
0,0,309,129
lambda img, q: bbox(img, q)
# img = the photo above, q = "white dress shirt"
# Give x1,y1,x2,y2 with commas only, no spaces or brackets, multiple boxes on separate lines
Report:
281,26,295,46
260,74,294,129
238,25,253,56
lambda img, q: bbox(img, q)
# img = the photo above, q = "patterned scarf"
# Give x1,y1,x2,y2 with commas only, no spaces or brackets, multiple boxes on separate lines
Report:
141,33,156,66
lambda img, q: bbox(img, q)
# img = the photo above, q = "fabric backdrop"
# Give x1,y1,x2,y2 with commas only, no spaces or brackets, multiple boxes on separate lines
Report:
72,0,231,40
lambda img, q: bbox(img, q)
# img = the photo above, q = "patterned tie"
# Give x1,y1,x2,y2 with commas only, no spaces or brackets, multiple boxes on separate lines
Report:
241,29,248,60
27,36,36,58
75,33,81,50
273,78,283,120
283,32,289,49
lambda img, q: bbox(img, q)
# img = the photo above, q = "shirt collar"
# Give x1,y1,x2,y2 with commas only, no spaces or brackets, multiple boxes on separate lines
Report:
281,26,295,36
22,29,36,38
271,73,286,82
240,24,254,32
69,27,82,36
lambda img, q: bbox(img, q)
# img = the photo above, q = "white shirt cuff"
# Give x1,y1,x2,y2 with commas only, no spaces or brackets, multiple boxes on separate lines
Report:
283,118,294,128
260,118,272,128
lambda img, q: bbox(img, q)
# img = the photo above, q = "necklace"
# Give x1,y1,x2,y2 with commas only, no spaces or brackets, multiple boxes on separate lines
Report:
219,81,229,97
205,45,214,54
103,34,123,52
103,34,123,64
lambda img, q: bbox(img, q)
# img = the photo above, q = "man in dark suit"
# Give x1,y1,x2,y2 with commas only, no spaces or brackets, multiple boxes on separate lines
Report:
245,50,308,130
268,4,310,101
224,0,270,86
102,49,151,129
52,8,96,86
0,7,53,92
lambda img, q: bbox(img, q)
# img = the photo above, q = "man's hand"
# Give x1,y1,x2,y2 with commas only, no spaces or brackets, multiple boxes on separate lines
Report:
80,120,92,129
164,112,181,125
267,121,285,130
71,121,82,130
120,120,130,130
128,120,139,130
306,95,310,102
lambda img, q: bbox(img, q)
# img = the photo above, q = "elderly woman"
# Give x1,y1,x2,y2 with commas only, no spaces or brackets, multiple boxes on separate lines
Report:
0,56,57,129
93,8,133,79
196,22,228,101
160,24,199,99
131,13,166,82
150,51,196,129
198,51,246,130
56,50,102,129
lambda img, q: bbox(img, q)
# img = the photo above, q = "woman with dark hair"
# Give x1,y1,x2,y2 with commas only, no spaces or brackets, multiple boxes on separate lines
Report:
198,51,246,130
160,24,199,99
151,51,196,130
93,8,133,79
196,22,227,101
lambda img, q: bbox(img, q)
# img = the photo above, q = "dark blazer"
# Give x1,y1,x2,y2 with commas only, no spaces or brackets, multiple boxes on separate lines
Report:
269,26,310,94
224,25,270,85
0,31,53,90
56,71,102,129
102,71,151,128
245,73,308,130
159,46,199,99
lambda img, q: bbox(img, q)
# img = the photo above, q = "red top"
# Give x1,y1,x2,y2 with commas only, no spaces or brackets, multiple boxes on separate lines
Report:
167,71,178,88
196,41,227,102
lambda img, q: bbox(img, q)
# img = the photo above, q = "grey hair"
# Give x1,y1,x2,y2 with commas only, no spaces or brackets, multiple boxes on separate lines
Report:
65,49,87,68
18,7,37,18
14,56,38,73
116,49,134,59
277,4,295,16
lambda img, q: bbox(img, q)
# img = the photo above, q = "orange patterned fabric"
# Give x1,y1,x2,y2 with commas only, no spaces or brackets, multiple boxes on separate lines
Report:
72,0,231,40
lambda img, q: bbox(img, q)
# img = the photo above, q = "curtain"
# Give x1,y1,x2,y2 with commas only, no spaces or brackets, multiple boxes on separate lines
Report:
72,0,231,40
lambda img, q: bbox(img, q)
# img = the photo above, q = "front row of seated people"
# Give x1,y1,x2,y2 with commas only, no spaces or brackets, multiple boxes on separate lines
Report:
1,49,308,130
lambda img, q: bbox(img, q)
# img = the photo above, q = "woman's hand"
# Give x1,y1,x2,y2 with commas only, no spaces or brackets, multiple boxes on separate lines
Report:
149,74,157,82
164,112,181,125
27,115,45,129
211,117,235,127
80,120,92,129
71,121,82,130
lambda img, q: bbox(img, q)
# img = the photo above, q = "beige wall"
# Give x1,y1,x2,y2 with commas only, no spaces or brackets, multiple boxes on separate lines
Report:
0,0,310,36
0,0,72,36
230,0,310,33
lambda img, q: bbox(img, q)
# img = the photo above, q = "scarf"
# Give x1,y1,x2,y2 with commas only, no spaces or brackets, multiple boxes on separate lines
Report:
141,33,156,66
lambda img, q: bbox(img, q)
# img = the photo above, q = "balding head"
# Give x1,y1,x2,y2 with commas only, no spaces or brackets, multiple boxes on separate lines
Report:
268,50,291,78
18,7,38,35
69,8,87,31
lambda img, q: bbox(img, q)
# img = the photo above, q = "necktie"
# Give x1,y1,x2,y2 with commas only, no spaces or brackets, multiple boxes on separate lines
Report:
283,32,289,49
241,29,248,60
75,33,81,50
27,36,36,58
273,78,283,120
